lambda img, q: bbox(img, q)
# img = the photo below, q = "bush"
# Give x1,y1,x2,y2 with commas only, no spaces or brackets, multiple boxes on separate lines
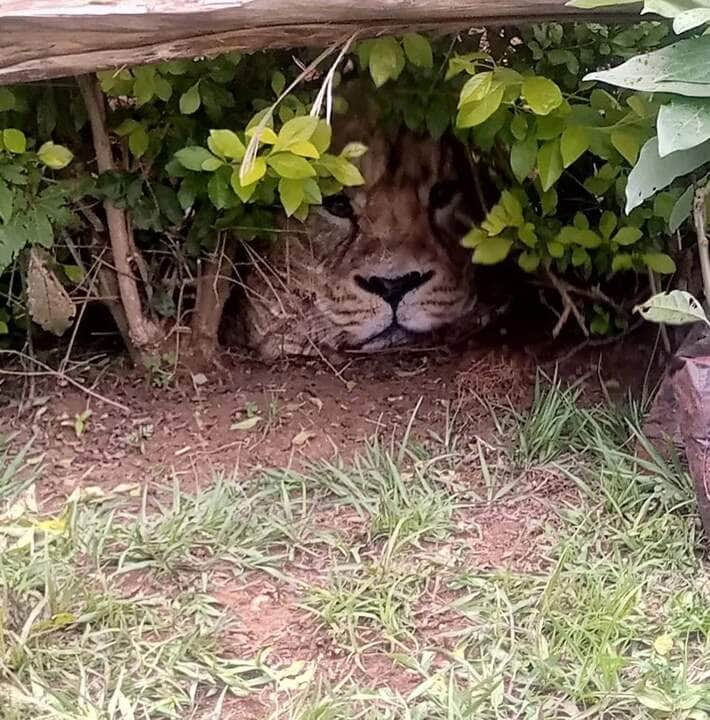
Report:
0,20,698,365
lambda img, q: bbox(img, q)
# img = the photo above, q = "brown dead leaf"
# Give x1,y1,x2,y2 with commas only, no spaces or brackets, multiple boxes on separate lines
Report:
26,248,76,336
291,429,317,447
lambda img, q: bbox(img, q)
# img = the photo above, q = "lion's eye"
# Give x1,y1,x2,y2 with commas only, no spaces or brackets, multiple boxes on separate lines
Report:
429,181,458,209
323,193,354,219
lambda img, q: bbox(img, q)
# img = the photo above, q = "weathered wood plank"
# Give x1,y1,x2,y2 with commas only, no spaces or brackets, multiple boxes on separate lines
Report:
0,0,641,85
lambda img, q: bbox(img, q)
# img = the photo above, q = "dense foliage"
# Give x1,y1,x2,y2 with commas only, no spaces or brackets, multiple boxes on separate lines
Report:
0,17,704,358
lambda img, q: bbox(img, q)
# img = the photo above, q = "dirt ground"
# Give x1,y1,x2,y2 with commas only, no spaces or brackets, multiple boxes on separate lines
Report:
0,323,674,719
0,324,659,508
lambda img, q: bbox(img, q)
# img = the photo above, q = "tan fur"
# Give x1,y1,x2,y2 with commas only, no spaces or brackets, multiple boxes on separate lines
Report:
241,110,497,361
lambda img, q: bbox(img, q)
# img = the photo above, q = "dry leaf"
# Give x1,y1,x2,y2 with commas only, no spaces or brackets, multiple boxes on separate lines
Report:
26,248,76,336
292,429,317,446
231,416,261,431
307,396,324,412
192,373,208,387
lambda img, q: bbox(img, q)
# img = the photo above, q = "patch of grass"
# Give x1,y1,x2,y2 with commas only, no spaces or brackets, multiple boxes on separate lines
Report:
263,441,456,547
76,475,308,577
2,386,708,720
304,548,428,654
0,479,311,720
0,436,41,504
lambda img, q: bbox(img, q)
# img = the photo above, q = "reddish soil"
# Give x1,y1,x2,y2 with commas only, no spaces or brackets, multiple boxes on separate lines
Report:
0,328,666,718
0,326,659,507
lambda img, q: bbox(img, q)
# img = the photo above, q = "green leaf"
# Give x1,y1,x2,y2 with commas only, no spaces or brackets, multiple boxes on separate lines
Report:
154,76,173,102
341,142,368,160
63,265,85,284
560,126,590,168
201,157,223,172
669,184,694,232
457,86,505,129
518,250,541,272
571,246,589,267
289,141,320,158
599,210,617,240
402,33,433,69
318,154,365,186
611,226,642,246
573,212,589,230
674,7,710,33
535,114,566,141
510,114,528,142
540,187,558,216
611,128,642,165
37,141,73,170
279,178,305,217
247,125,278,145
128,125,149,158
626,137,710,213
311,121,332,154
302,178,322,205
657,97,710,157
0,88,15,112
267,152,316,180
31,209,54,248
208,129,245,160
521,76,563,116
133,67,156,105
230,167,257,203
590,309,610,335
271,71,286,96
459,72,494,107
274,116,319,152
635,289,709,326
461,227,488,248
547,240,565,258
519,222,538,247
642,252,677,274
174,146,216,172
612,253,633,272
3,129,26,154
114,119,140,137
537,139,564,192
179,83,201,115
472,236,513,264
368,37,406,87
511,136,537,183
585,37,710,97
559,226,602,248
207,170,232,210
0,182,12,223
239,156,267,186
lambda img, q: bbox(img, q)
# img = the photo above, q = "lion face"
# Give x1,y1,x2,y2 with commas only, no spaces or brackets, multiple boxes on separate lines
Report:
242,127,490,360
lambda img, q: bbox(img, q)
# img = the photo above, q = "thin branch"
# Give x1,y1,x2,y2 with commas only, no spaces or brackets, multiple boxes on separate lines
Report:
0,350,130,413
77,73,159,351
693,182,710,314
545,268,589,339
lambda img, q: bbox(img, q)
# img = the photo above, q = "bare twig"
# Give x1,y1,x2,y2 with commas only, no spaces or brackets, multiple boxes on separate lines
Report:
647,269,671,354
693,182,710,313
545,268,589,338
0,350,130,413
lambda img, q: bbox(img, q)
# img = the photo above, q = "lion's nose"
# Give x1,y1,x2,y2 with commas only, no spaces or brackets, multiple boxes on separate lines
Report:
355,270,434,308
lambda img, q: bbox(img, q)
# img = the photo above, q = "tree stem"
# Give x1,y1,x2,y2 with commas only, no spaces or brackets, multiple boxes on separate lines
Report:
693,182,710,314
77,73,160,351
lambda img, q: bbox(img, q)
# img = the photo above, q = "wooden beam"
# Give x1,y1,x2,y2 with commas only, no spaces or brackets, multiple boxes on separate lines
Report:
0,0,641,85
